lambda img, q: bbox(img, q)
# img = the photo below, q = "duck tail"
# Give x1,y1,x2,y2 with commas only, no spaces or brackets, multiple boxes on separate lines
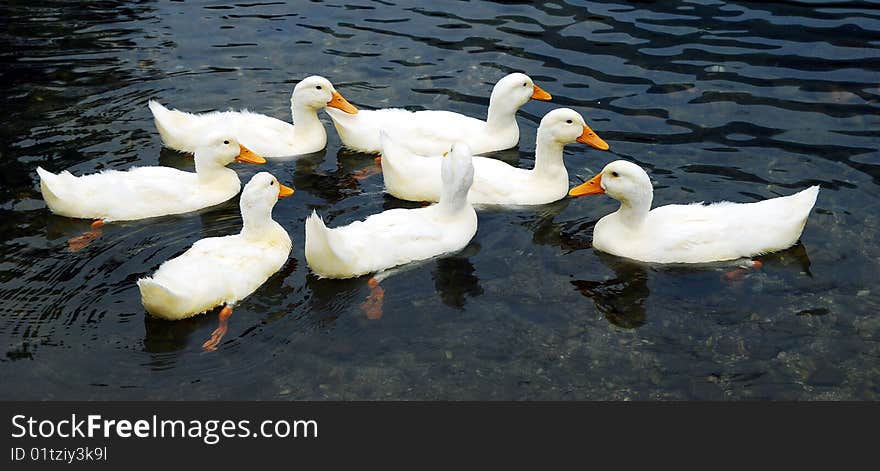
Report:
148,100,194,152
770,185,820,249
378,129,408,195
792,185,820,227
36,166,70,211
137,277,186,320
378,129,399,168
304,210,344,278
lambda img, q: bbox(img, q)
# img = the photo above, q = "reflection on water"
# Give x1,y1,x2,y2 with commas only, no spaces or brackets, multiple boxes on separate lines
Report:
432,244,484,309
143,311,218,356
1,0,879,400
572,253,649,329
573,243,814,330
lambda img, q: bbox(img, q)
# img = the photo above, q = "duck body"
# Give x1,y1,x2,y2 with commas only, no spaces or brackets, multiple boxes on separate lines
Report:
150,103,315,158
592,189,820,264
138,226,291,320
149,75,358,158
381,108,609,205
138,172,294,320
37,165,240,222
327,108,516,155
326,72,551,155
571,160,820,264
306,143,478,279
381,133,565,205
305,205,477,279
36,136,264,222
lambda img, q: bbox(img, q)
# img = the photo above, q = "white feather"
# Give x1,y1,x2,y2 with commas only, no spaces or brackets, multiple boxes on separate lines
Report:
586,161,820,263
137,172,292,320
380,109,607,205
305,144,478,278
36,136,251,222
149,75,356,158
325,73,548,155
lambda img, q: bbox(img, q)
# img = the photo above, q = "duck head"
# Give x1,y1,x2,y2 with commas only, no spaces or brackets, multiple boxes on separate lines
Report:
292,75,358,114
569,160,651,202
240,171,294,221
538,108,609,151
194,135,266,172
490,72,552,110
439,142,475,209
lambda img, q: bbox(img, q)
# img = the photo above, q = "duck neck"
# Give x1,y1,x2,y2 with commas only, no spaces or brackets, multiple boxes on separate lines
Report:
485,95,518,130
291,102,325,140
240,203,277,240
613,192,652,230
532,130,566,178
194,155,233,184
438,182,470,217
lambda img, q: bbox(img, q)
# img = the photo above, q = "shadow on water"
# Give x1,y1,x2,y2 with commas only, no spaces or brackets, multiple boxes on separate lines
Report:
572,253,650,330
303,275,366,330
142,310,219,355
432,243,484,309
572,242,814,330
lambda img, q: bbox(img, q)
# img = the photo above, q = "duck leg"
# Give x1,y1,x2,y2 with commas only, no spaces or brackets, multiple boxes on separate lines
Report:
352,155,383,181
202,306,233,351
68,219,105,252
722,260,763,281
360,277,385,320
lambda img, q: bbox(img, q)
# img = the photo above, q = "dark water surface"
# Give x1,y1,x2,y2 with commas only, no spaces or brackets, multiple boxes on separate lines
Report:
1,0,878,399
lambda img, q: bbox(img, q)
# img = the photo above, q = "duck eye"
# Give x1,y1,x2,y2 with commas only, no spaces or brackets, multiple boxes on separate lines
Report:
223,140,229,145
523,83,528,87
316,85,322,90
611,171,619,177
566,119,572,124
270,181,275,186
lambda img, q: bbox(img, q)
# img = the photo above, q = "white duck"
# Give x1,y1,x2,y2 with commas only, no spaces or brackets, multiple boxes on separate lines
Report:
381,108,609,205
569,160,820,264
37,135,265,223
325,72,551,155
137,172,294,351
305,142,477,279
149,75,358,158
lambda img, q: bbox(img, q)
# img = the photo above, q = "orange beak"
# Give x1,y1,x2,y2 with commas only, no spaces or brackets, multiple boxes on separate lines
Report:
327,90,358,114
235,145,266,164
278,183,295,198
569,172,605,197
576,125,609,151
530,83,552,101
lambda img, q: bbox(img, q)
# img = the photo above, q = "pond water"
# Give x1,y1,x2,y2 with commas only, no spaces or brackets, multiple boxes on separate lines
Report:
1,0,878,400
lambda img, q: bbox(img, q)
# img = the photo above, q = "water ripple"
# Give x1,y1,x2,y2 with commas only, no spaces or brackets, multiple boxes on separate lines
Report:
0,0,878,399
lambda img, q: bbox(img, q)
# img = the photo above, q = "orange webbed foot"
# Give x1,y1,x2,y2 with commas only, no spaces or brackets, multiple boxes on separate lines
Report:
352,158,383,181
722,260,763,281
67,220,105,252
360,277,385,320
202,306,233,351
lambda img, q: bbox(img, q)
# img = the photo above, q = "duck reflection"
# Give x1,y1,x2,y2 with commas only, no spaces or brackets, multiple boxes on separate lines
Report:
287,148,375,205
759,241,812,277
571,242,814,329
432,243,483,309
571,252,649,329
511,198,594,252
301,244,484,322
303,274,365,328
142,309,220,354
